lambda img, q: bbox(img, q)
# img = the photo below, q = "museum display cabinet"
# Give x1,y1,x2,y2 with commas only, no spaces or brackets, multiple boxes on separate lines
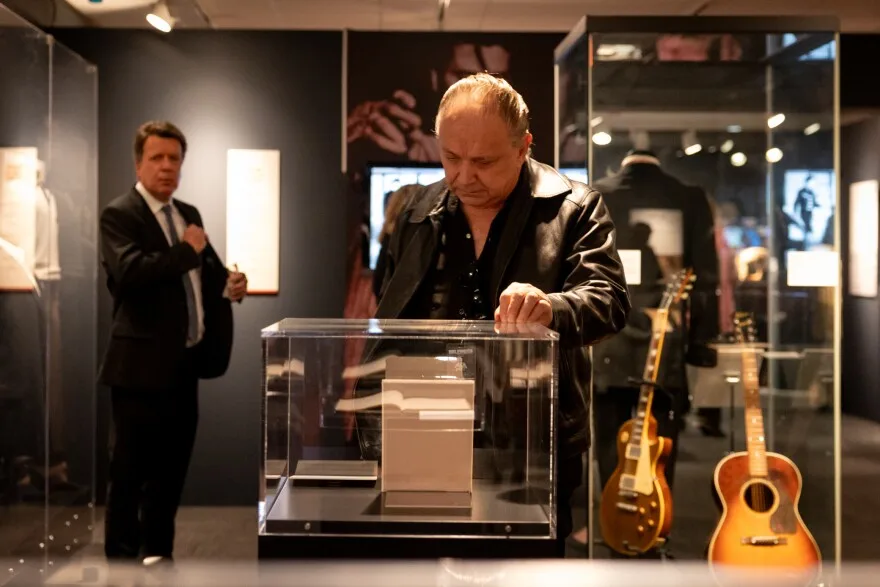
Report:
259,318,559,559
555,16,840,578
0,3,99,582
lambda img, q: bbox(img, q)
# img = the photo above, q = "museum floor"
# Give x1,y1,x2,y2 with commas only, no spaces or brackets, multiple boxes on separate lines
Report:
3,413,878,585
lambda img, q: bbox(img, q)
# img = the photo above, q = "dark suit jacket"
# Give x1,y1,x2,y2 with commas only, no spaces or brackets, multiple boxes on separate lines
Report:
97,188,234,391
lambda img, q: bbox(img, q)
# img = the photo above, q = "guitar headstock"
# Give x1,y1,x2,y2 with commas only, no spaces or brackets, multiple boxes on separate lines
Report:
733,311,757,343
661,268,696,309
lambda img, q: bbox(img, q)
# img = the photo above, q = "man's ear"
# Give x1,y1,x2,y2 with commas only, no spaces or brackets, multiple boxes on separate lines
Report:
519,132,533,160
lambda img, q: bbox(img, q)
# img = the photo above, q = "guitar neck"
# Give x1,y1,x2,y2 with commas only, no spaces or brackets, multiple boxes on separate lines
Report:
630,308,669,446
741,344,768,477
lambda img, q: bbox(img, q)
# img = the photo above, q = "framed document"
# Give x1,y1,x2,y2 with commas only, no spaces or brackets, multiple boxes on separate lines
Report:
849,180,878,298
0,147,38,292
226,149,280,295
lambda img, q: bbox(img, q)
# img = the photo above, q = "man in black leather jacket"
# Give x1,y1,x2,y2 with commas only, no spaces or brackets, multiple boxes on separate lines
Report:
371,73,630,554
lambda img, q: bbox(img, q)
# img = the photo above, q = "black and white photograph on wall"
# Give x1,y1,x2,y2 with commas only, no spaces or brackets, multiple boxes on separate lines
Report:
346,31,561,171
783,169,834,251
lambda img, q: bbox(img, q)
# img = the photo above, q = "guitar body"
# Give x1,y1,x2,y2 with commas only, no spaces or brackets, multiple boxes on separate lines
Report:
708,452,821,586
599,416,673,555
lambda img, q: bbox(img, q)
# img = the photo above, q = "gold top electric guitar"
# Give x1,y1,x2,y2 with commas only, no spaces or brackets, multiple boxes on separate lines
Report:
599,268,695,556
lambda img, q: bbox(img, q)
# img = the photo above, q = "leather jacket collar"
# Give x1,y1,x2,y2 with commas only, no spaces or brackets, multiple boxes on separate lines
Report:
408,158,574,224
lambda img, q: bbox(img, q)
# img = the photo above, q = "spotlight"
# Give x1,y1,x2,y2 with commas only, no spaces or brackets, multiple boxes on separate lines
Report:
681,130,701,156
592,132,611,146
730,152,747,167
766,147,783,163
804,123,821,135
726,125,742,133
147,1,174,33
767,113,786,129
720,139,734,153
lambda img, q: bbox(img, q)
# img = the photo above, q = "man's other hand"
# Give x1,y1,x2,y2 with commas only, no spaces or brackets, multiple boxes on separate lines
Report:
495,282,553,326
226,271,247,302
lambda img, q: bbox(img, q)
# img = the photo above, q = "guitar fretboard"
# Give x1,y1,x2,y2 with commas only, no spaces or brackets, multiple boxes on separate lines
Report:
741,342,768,477
629,309,669,447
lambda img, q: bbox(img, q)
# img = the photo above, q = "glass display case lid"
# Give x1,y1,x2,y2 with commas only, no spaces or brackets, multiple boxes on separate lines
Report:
261,318,559,341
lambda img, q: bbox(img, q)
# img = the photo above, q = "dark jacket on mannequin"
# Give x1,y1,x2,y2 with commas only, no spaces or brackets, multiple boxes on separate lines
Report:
591,155,719,393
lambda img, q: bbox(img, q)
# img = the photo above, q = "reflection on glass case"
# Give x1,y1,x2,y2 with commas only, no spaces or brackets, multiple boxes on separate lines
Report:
259,319,558,559
0,6,99,581
555,16,839,575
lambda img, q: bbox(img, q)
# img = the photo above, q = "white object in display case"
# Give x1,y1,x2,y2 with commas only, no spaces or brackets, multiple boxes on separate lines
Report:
226,148,280,294
617,249,642,285
0,147,38,291
848,180,878,298
786,250,838,287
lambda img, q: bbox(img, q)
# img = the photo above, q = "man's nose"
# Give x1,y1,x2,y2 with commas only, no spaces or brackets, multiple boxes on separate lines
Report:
459,162,476,184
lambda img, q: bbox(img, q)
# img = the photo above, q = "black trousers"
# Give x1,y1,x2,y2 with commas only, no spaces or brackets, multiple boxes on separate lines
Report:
104,376,199,559
555,453,583,556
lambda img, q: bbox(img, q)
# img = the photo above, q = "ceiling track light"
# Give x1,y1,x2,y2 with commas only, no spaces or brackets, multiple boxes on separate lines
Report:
767,113,786,129
681,130,701,156
437,0,450,28
147,0,175,33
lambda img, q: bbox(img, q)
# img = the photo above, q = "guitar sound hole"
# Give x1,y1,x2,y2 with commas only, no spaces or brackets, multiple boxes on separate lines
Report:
743,482,775,513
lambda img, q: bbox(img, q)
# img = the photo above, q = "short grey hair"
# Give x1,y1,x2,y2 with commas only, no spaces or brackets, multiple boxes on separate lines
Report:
435,73,531,142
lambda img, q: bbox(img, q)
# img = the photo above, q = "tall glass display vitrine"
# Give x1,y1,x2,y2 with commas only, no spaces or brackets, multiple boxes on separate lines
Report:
555,16,840,574
0,4,99,582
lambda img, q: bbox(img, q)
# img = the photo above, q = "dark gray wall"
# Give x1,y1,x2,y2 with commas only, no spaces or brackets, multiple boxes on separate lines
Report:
53,28,346,505
841,117,880,423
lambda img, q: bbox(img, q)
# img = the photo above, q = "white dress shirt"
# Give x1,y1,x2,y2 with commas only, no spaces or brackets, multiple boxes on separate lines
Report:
136,182,205,347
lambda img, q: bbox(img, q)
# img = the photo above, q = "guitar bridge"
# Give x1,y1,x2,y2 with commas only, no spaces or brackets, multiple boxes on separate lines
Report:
741,536,788,546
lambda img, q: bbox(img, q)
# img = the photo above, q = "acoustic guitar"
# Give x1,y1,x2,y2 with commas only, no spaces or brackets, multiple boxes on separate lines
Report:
707,312,821,586
599,268,695,556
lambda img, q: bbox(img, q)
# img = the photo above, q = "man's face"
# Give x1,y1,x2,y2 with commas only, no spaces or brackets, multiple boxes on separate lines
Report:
437,103,531,209
136,135,183,201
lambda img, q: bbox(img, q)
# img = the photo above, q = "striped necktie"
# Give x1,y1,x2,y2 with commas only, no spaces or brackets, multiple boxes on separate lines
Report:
162,205,199,343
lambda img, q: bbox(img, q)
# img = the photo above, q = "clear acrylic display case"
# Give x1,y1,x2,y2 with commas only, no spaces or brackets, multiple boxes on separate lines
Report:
0,5,99,582
555,16,840,571
259,318,559,558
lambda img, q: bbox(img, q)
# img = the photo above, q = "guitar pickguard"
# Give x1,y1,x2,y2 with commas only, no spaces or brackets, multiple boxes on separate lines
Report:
768,470,797,534
620,436,655,496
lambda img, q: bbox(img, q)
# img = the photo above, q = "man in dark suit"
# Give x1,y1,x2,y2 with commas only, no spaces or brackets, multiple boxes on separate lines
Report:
98,121,247,564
